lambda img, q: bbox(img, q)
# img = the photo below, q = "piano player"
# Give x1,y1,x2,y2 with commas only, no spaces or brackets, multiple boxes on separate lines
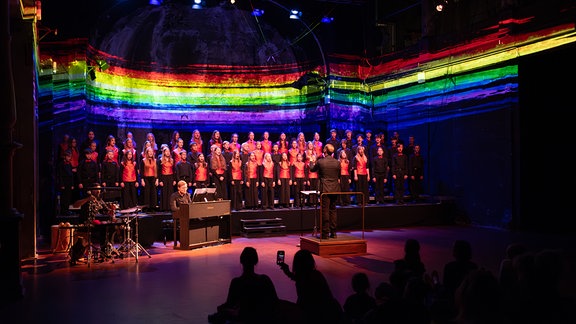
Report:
170,180,192,212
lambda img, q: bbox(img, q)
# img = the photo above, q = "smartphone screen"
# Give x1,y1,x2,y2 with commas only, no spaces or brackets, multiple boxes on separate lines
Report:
276,250,285,264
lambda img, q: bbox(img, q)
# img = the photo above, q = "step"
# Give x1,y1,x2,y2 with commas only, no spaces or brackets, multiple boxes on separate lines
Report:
241,218,286,237
241,218,284,225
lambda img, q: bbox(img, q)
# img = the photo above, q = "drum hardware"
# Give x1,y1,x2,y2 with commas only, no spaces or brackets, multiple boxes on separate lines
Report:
100,222,122,263
69,223,101,267
117,210,151,262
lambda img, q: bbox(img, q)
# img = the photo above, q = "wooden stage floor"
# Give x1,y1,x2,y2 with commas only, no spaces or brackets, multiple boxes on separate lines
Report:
5,223,576,324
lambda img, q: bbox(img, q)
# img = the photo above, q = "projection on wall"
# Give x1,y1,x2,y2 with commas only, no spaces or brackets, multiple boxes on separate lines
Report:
37,1,575,136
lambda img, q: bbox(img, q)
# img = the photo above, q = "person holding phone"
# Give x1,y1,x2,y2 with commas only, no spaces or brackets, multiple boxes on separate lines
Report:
308,143,341,239
276,250,285,264
209,247,279,324
278,249,343,323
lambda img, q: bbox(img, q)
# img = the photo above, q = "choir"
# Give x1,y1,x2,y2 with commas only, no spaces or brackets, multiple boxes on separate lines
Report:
54,129,425,214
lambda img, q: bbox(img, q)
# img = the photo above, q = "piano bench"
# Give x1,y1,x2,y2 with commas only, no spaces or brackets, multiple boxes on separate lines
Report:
161,219,179,246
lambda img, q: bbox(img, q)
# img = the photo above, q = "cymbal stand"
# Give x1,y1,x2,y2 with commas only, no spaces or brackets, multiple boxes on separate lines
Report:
87,224,94,267
84,223,101,267
118,212,151,262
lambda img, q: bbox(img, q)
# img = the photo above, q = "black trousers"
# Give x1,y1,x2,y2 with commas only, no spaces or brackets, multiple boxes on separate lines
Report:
320,194,337,235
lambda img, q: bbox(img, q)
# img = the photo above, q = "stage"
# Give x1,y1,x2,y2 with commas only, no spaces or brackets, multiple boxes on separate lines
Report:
233,197,456,236
55,196,457,249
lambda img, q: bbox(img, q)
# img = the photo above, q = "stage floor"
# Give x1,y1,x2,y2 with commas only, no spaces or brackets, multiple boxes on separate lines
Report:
10,225,576,324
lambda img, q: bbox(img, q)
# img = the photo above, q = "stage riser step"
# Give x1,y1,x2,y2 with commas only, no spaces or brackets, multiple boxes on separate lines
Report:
241,230,287,238
241,218,286,237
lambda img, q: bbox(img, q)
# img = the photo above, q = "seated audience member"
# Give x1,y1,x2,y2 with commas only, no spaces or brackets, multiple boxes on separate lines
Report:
278,249,343,324
442,239,479,299
498,242,526,298
343,272,376,323
362,282,402,324
453,269,502,324
390,238,426,294
209,247,280,324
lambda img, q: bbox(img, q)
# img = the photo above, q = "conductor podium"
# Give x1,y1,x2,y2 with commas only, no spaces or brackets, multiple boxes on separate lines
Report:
173,200,231,250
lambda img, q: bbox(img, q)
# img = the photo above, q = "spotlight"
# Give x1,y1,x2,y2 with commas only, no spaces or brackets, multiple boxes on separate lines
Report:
289,9,302,20
252,8,264,17
149,0,162,5
321,16,333,24
96,60,109,71
435,0,448,12
192,0,205,9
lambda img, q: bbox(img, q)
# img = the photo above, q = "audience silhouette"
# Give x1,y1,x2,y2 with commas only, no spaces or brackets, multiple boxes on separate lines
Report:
362,281,402,324
442,239,479,299
390,238,426,294
208,237,575,324
497,242,526,301
502,248,573,323
209,247,279,324
453,268,502,324
400,276,432,323
279,249,343,324
342,272,376,323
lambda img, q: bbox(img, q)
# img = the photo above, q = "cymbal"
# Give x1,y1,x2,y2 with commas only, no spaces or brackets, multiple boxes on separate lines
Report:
119,207,138,214
119,205,148,214
72,197,91,208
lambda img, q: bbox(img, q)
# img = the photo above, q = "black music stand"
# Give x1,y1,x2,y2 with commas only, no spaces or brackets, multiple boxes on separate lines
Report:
192,188,217,202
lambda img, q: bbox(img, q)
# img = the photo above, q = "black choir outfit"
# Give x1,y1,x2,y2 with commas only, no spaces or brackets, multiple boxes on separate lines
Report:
175,158,194,187
77,151,100,197
409,148,424,202
371,149,389,205
101,156,121,202
56,154,75,215
391,146,409,204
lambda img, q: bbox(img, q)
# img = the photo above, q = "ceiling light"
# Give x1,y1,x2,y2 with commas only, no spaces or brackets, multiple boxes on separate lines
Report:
321,16,334,24
435,0,448,12
289,9,302,20
252,8,264,17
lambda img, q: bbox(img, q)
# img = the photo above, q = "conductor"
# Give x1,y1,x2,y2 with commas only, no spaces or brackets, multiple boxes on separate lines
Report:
309,143,340,239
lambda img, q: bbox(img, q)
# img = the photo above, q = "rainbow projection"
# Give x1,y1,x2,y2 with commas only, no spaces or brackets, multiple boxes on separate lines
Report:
37,4,576,135
83,47,326,130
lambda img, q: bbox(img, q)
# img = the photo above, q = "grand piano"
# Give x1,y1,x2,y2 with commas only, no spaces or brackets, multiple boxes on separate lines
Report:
173,200,231,250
